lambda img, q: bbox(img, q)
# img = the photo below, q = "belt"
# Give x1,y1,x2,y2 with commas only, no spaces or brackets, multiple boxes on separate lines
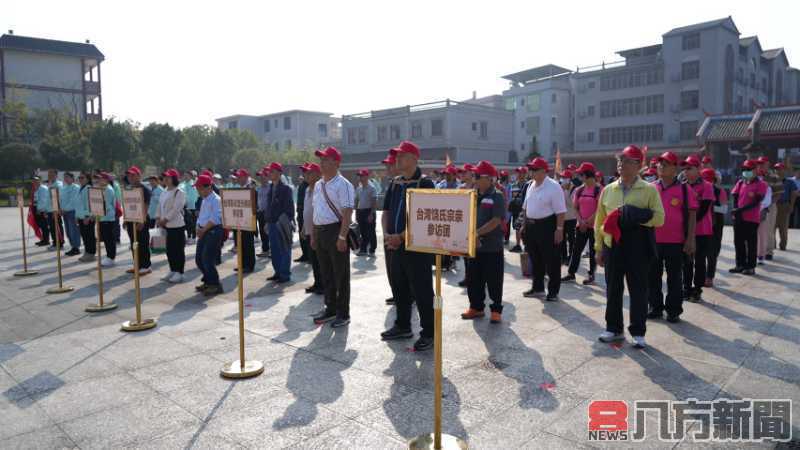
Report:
315,222,341,229
525,214,555,224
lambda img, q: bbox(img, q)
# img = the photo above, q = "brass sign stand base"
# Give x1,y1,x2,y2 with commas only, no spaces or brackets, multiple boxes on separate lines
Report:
221,360,264,379
14,270,38,277
120,226,156,332
409,434,468,450
121,318,157,332
86,303,117,312
46,286,74,294
46,211,73,294
15,189,38,278
87,219,117,313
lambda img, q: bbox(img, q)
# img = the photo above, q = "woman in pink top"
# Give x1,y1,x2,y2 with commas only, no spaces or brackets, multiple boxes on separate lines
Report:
730,160,768,275
702,168,728,286
561,162,600,285
681,156,715,302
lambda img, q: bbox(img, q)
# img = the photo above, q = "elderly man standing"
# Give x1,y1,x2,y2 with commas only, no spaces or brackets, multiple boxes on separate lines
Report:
301,163,324,294
59,172,82,256
256,167,272,259
311,147,355,328
125,166,153,276
521,157,567,302
773,162,797,251
595,145,664,349
194,174,224,296
265,162,294,284
355,169,378,257
233,168,256,273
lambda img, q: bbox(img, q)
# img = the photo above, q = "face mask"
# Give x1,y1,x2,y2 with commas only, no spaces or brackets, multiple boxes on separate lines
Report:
742,170,754,179
560,178,571,186
644,175,657,182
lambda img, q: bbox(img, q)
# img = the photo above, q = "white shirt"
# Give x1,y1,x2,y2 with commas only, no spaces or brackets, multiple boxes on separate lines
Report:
522,176,567,219
760,185,772,210
158,187,186,228
563,188,577,220
313,173,355,226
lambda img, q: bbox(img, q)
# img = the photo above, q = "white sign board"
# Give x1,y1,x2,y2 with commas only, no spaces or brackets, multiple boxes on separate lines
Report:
405,188,476,257
49,188,60,213
89,188,106,217
122,188,146,223
221,188,256,231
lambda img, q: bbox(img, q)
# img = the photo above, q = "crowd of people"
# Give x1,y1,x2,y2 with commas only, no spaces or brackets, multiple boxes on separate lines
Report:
25,140,797,352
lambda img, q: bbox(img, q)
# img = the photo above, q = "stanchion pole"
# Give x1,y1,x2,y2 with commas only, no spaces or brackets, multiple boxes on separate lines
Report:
409,254,467,450
14,189,37,277
221,228,263,379
46,209,73,294
86,218,116,312
121,222,156,331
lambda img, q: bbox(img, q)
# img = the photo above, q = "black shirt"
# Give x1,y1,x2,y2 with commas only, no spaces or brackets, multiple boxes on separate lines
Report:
386,167,435,235
476,186,506,252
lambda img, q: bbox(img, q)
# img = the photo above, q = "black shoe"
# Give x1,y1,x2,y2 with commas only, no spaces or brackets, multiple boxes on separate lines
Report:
65,248,80,256
687,294,702,303
545,294,559,302
582,275,595,285
413,336,434,352
195,283,206,292
743,268,755,276
305,284,320,294
313,311,336,324
233,267,253,274
666,314,681,323
313,287,324,295
257,252,269,258
561,274,576,282
203,285,223,296
267,274,279,281
510,245,522,253
385,297,395,305
274,278,291,284
331,317,350,328
35,241,49,247
381,326,413,341
294,256,309,263
523,289,545,298
765,254,773,261
458,279,468,287
729,267,744,273
647,310,663,319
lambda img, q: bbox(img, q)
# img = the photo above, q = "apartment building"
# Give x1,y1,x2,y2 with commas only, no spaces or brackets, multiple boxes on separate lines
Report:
216,110,341,150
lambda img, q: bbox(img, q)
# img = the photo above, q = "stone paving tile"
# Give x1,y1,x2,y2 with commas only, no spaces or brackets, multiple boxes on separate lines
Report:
0,425,76,449
122,425,245,450
0,394,56,440
285,418,406,450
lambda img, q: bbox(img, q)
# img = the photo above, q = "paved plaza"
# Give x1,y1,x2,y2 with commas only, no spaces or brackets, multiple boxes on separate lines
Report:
0,209,798,449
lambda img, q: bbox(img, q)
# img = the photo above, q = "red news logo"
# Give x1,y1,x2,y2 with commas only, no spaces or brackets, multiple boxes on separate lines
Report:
588,400,630,441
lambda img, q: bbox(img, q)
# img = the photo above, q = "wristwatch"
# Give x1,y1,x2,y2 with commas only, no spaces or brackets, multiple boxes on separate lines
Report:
338,235,346,241
556,226,563,230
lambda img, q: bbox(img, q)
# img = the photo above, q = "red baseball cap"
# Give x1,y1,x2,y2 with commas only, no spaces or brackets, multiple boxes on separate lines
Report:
395,141,420,159
302,163,321,173
559,170,573,179
473,160,498,178
756,156,770,164
357,169,370,176
702,155,713,164
680,155,701,168
200,169,213,177
499,170,509,177
774,162,786,170
527,157,549,171
126,166,142,176
382,154,396,165
442,165,458,175
234,168,250,178
657,152,679,166
268,162,283,172
315,146,342,162
595,171,604,179
514,166,528,174
194,174,213,187
567,164,577,171
621,145,644,162
741,160,757,170
99,171,113,181
700,168,716,182
463,163,476,173
162,168,180,178
577,162,596,174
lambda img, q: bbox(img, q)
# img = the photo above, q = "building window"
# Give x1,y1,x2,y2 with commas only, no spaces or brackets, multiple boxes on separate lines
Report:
551,93,557,104
762,77,768,93
285,139,292,149
357,126,367,144
551,117,556,128
526,116,540,134
504,98,516,111
472,122,477,131
681,61,700,80
228,121,238,130
526,94,540,112
346,128,357,145
520,121,525,129
588,81,596,89
680,90,700,110
599,124,663,145
600,68,663,91
283,116,291,130
587,105,595,116
587,131,595,142
390,124,401,140
479,121,488,140
318,123,328,137
736,96,743,112
520,144,525,151
411,121,422,138
600,95,663,118
431,119,444,137
377,125,387,142
682,33,700,50
274,119,278,128
680,121,698,141
264,120,270,132
274,142,280,151
551,141,558,151
519,98,525,106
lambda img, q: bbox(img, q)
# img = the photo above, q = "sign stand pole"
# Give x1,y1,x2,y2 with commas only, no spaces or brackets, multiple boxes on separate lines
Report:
46,209,74,294
409,254,467,450
14,189,37,277
221,228,264,379
86,218,117,312
121,223,156,331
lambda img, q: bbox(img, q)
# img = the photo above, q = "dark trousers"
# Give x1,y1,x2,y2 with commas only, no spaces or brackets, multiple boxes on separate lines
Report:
734,219,759,269
561,219,577,262
523,216,561,296
356,209,377,253
391,246,434,337
297,215,309,260
467,251,504,313
648,243,684,317
46,212,64,246
307,237,322,288
35,213,50,243
79,219,96,255
99,221,117,259
315,223,351,319
184,209,197,239
197,226,222,286
683,235,710,296
268,223,291,280
567,227,596,276
240,230,255,271
166,226,186,273
604,243,649,337
706,214,724,279
385,246,396,296
125,222,151,269
257,211,270,253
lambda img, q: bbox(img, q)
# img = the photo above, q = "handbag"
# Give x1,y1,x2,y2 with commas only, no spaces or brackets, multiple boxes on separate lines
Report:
321,180,361,251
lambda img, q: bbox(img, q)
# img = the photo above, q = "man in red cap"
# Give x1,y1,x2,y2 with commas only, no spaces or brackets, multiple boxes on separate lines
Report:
300,163,324,295
558,169,578,265
381,141,437,351
124,165,153,276
648,152,697,323
681,155,715,303
755,157,782,262
507,166,529,253
595,145,664,348
230,168,256,273
194,174,224,296
436,165,459,189
461,161,506,324
381,149,402,305
293,165,311,264
773,162,797,252
460,163,476,189
354,169,378,256
264,162,294,283
702,167,728,287
562,162,601,285
255,167,272,259
311,146,355,328
520,157,567,301
730,160,768,275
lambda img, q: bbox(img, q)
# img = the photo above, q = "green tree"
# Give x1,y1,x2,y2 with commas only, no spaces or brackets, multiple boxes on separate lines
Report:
89,118,139,170
200,129,237,173
0,101,35,145
141,122,182,169
177,125,212,170
35,109,91,170
0,143,40,181
227,128,259,150
231,147,268,174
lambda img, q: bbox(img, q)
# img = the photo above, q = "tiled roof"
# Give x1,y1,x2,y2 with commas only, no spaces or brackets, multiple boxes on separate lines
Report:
704,118,752,142
0,34,104,60
739,36,758,47
759,108,800,135
502,64,572,84
699,106,800,143
663,17,738,37
761,48,784,60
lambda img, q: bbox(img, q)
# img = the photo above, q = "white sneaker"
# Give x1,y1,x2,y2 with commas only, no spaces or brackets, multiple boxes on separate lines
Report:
169,273,184,283
632,336,647,349
101,257,115,267
161,272,175,281
598,331,625,343
186,238,196,245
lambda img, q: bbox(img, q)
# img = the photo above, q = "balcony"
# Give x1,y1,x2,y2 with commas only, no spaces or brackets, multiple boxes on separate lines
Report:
84,81,100,95
86,113,101,122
